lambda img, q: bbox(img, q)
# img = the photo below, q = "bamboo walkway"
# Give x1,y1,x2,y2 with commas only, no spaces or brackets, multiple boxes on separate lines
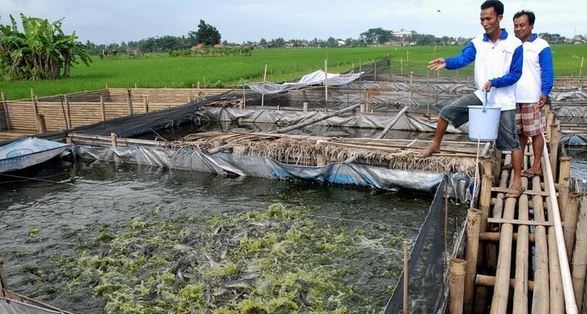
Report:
449,113,587,313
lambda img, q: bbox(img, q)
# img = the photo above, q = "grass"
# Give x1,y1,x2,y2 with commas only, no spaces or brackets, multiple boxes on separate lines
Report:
1,45,585,100
387,44,587,78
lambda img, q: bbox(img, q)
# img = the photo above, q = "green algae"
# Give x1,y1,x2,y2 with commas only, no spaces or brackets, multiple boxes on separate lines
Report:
49,203,404,313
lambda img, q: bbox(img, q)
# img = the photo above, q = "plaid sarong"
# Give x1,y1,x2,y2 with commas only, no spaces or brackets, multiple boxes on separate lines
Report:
515,102,546,137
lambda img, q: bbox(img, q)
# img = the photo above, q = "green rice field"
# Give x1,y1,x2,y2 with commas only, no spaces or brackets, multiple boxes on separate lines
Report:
1,45,585,100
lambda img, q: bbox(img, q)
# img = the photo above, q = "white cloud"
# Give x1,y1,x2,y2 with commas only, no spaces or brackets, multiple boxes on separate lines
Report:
0,0,584,44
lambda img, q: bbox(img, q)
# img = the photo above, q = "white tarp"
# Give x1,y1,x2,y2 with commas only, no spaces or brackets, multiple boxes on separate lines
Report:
77,144,472,200
247,70,363,94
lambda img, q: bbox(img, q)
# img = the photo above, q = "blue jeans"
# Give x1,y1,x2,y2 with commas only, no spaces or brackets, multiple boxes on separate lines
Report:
439,93,520,151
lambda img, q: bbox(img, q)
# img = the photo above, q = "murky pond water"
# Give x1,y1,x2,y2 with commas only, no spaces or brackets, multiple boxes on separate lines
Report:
0,159,453,312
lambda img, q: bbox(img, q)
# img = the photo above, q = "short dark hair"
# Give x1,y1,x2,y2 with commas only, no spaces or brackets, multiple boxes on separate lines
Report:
513,10,536,25
481,0,504,16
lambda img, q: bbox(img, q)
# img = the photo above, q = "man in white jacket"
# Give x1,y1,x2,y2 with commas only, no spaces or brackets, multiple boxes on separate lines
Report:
513,10,554,178
421,0,524,197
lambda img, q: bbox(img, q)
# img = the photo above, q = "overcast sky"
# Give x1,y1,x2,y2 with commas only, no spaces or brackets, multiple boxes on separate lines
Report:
1,0,585,44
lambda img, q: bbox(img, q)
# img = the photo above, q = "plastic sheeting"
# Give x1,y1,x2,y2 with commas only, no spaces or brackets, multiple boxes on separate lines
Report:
0,137,72,173
76,144,471,198
562,133,587,146
200,107,466,134
247,70,363,95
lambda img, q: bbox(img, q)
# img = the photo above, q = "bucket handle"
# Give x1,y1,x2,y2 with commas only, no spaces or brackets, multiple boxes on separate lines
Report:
482,91,489,112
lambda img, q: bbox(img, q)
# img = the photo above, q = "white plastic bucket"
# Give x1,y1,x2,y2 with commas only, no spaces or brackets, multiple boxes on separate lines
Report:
468,105,500,141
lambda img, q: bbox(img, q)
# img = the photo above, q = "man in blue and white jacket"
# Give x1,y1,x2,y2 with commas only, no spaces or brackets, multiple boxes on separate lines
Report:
421,0,525,197
513,10,554,178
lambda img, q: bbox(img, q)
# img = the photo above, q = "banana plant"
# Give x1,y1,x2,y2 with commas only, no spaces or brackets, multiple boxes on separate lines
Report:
0,14,92,80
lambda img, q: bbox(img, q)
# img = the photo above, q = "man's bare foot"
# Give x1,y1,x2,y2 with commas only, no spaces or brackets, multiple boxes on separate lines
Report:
506,182,525,198
420,146,440,158
522,167,542,178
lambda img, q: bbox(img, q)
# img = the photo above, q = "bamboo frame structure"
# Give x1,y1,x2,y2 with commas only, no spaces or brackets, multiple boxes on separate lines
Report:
572,195,587,313
464,208,481,313
449,259,466,314
512,176,529,313
542,135,578,313
531,172,550,313
1,92,10,130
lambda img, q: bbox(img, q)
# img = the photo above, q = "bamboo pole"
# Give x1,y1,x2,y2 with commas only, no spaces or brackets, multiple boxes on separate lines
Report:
363,90,369,113
531,174,550,314
546,109,554,141
1,92,11,130
490,196,516,313
559,156,572,223
491,153,511,221
64,94,72,128
572,195,587,313
548,227,564,313
476,274,535,291
564,193,580,260
481,158,493,178
143,95,149,113
548,120,560,176
375,105,410,139
100,96,106,121
37,112,47,133
493,150,502,179
479,174,493,232
59,97,69,130
324,59,329,108
30,89,41,133
111,133,118,148
513,184,529,314
403,240,409,314
480,232,535,242
464,208,482,313
542,136,579,313
242,84,246,109
261,64,267,107
449,259,467,314
126,88,133,115
270,104,360,134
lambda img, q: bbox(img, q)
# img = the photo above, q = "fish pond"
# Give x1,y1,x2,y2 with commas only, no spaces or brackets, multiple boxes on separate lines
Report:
0,159,468,313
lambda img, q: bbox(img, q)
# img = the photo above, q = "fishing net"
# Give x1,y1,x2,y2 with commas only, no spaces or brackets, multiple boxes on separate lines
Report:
385,176,461,313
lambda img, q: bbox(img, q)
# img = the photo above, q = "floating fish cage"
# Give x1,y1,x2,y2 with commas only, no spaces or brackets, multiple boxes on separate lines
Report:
2,59,587,312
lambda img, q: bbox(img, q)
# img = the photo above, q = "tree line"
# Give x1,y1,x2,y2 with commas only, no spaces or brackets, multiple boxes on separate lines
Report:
85,24,578,57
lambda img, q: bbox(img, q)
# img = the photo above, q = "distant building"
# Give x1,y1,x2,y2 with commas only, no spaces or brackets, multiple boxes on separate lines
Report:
571,35,586,44
391,28,413,38
191,43,204,51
